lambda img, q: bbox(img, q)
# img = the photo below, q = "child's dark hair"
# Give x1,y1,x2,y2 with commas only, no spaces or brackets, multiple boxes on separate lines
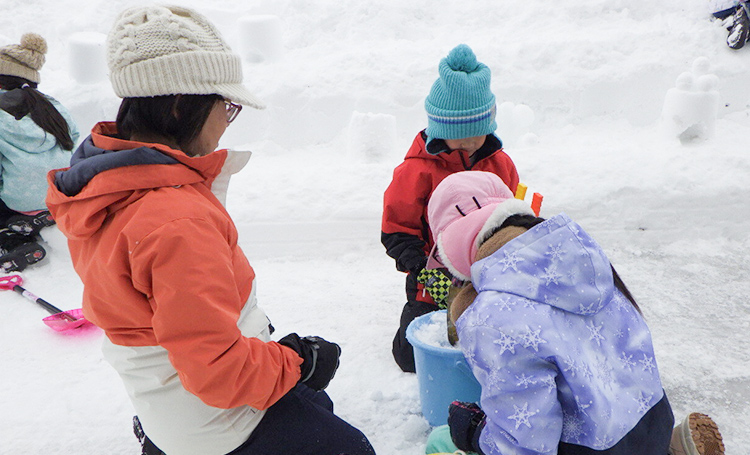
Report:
116,94,222,153
495,214,642,314
0,75,74,150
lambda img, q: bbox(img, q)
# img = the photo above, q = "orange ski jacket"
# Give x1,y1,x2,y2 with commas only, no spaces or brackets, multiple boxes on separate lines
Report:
46,122,302,411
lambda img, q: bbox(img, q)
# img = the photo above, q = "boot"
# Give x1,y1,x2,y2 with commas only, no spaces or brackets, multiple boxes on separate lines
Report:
669,413,725,455
0,228,46,272
727,3,750,50
5,210,55,237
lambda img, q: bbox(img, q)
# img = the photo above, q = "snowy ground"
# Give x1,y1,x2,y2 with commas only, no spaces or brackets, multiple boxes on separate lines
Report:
1,0,749,454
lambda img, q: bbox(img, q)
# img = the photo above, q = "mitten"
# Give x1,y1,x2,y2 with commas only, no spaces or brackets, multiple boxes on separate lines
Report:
278,333,341,391
403,254,428,276
448,401,486,454
417,268,452,308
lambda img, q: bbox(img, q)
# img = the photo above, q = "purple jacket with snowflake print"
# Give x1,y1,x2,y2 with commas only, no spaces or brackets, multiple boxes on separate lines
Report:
456,213,666,455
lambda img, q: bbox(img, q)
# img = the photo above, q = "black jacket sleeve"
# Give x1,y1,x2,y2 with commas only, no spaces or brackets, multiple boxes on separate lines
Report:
381,231,427,275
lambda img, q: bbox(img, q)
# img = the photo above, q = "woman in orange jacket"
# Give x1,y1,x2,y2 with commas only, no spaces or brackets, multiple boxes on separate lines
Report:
46,6,375,455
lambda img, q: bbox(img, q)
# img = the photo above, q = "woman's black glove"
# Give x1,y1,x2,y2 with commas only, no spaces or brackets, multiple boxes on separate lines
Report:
448,401,486,454
278,333,341,391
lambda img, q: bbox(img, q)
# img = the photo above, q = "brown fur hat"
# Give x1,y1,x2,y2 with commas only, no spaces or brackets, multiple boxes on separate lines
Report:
449,225,529,323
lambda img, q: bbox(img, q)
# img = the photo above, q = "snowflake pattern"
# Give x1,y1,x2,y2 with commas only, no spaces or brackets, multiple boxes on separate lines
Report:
575,396,592,417
507,403,538,429
579,302,599,315
539,265,563,285
519,326,547,352
595,358,614,389
639,354,656,373
545,243,565,261
595,434,615,450
499,251,524,272
493,296,516,311
458,214,666,452
619,352,636,370
634,391,653,414
587,321,605,346
562,411,585,443
563,356,579,377
543,294,560,307
492,332,517,355
516,373,537,388
580,363,594,381
485,368,507,388
539,375,557,393
466,312,491,328
613,292,630,310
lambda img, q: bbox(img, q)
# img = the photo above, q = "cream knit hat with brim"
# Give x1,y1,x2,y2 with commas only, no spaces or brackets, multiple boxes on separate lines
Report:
107,5,265,109
0,33,47,83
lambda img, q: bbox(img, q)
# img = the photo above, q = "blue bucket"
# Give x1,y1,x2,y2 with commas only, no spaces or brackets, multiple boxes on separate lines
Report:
406,310,482,426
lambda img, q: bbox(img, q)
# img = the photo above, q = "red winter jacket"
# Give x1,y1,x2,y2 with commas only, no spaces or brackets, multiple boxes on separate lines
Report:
381,131,519,303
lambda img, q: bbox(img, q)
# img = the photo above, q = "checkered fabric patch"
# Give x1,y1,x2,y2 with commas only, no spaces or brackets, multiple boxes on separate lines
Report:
417,268,452,309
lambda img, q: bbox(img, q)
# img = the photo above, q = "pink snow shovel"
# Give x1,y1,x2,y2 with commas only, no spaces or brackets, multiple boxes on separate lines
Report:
0,274,90,331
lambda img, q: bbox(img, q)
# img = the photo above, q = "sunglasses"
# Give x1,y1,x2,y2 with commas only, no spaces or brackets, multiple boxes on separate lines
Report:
223,100,243,124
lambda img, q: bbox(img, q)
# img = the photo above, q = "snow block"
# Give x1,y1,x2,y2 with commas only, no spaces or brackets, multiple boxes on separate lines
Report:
68,32,107,84
237,15,284,63
496,101,535,146
660,57,720,143
346,111,397,162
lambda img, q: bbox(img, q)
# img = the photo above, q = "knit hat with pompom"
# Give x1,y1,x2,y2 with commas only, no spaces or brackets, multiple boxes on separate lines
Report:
425,44,496,142
107,5,264,108
0,33,47,83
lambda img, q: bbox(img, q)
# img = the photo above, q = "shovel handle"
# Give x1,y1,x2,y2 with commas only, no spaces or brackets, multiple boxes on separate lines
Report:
12,285,65,314
14,286,77,321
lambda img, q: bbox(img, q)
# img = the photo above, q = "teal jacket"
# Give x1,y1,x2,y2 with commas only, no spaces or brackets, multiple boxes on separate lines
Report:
0,89,79,212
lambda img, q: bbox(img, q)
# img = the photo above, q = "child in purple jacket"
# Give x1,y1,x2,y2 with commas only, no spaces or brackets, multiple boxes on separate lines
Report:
423,171,725,455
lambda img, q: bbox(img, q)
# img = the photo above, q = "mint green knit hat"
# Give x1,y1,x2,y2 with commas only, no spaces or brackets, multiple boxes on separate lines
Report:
424,44,497,141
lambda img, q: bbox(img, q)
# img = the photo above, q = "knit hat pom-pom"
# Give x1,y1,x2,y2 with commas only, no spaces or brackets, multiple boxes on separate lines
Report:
445,44,479,73
20,33,48,55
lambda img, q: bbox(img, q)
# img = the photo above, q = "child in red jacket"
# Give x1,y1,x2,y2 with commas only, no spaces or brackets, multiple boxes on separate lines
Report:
381,44,520,372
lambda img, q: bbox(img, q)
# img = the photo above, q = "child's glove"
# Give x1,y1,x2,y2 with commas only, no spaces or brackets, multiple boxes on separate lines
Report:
417,268,452,308
448,401,486,454
278,333,341,391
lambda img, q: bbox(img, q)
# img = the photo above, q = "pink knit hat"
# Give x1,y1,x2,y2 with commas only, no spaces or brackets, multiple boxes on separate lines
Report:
426,171,535,281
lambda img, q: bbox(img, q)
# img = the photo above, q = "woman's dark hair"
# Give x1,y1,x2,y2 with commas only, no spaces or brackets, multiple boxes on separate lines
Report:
0,75,74,150
494,214,642,313
116,94,222,152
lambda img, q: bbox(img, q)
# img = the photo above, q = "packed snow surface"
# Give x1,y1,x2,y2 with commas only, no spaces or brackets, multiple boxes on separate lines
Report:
1,0,749,453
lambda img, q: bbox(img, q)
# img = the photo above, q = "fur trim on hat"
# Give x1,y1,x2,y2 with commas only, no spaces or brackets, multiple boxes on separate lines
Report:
475,199,536,250
449,225,528,326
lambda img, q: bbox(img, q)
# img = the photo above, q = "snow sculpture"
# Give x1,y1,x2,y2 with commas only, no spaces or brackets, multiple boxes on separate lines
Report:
660,57,720,143
68,32,107,84
346,111,397,162
496,101,536,146
237,15,283,63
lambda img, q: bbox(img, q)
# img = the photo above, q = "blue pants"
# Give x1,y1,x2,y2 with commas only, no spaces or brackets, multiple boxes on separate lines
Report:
227,384,376,455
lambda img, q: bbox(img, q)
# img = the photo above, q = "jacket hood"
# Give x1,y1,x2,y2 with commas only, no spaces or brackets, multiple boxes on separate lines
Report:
46,122,227,240
404,130,503,164
471,213,615,315
0,89,78,154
